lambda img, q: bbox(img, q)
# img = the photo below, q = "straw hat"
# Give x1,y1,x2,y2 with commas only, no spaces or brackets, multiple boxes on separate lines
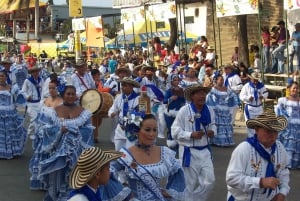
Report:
223,63,234,69
74,59,87,68
184,84,210,101
207,46,214,50
28,64,41,73
142,64,157,72
69,147,122,189
118,77,140,88
0,59,12,65
115,67,131,77
248,72,262,80
246,112,287,132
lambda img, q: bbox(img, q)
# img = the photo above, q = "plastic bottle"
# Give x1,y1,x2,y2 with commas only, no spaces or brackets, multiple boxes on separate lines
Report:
138,85,151,114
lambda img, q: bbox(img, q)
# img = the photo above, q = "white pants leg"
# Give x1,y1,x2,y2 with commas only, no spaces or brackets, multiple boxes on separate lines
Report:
27,103,40,139
179,145,215,201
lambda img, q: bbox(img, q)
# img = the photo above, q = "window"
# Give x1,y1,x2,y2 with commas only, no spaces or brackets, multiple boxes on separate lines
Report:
156,21,165,29
185,16,194,24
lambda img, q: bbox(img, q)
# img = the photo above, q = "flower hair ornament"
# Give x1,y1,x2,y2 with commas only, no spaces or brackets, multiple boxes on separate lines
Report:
124,111,145,142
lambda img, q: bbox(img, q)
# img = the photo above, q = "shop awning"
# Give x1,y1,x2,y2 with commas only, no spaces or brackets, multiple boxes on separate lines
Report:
0,0,46,14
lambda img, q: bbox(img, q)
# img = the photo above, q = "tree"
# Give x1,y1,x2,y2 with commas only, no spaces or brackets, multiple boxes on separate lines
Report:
237,15,250,67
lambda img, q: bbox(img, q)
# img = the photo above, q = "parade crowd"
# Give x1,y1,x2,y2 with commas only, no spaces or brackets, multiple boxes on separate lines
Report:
0,20,299,201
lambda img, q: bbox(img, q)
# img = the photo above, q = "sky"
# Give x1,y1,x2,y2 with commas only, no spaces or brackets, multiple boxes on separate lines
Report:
40,0,113,7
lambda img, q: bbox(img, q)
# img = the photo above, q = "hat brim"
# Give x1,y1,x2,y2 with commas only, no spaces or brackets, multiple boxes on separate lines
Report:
246,116,287,132
69,151,122,189
248,74,262,80
115,68,131,76
118,79,140,88
184,84,210,101
142,66,157,72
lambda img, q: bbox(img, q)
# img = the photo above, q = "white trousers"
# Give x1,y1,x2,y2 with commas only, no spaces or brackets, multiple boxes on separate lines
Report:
114,124,135,151
178,145,215,201
27,103,40,139
244,105,263,137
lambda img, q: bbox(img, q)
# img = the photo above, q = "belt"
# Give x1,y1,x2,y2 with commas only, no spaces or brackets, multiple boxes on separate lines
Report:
27,100,40,103
245,103,262,107
182,145,209,167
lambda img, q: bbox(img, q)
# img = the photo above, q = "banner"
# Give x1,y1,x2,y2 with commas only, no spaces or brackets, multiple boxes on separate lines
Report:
148,2,176,21
86,16,104,47
284,0,300,10
216,0,258,17
72,18,86,31
121,6,145,24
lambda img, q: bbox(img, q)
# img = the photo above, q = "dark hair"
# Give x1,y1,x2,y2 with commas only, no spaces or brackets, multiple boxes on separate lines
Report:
91,68,100,76
60,85,76,97
139,114,156,128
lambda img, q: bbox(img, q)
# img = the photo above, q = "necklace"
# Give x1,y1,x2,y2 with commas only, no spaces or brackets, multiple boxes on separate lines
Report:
135,142,154,156
63,102,76,107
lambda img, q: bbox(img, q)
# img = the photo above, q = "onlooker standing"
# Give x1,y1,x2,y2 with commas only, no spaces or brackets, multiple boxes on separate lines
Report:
270,26,280,73
289,23,300,73
231,47,239,65
272,20,289,74
261,26,271,73
226,112,290,201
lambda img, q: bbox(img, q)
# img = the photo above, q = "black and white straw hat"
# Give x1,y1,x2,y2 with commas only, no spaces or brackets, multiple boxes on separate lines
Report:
184,84,210,101
246,112,287,132
69,147,122,189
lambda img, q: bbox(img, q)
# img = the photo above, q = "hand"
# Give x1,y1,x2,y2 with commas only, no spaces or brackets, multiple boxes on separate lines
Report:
271,193,286,201
111,112,117,118
61,126,68,134
160,189,171,198
260,177,280,190
207,130,214,138
171,95,178,101
191,131,204,139
27,96,32,101
249,96,254,101
259,95,264,100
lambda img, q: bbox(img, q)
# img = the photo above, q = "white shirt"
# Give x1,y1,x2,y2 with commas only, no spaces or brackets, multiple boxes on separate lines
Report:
171,104,217,147
226,141,290,201
239,82,268,106
71,72,95,98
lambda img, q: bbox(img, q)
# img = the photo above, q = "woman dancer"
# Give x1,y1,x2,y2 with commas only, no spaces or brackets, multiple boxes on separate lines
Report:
206,73,239,146
0,70,26,159
275,81,300,169
29,80,63,190
111,114,185,201
37,85,94,201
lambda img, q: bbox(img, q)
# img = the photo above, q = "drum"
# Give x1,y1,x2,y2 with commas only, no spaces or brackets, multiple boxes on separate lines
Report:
80,89,113,117
97,92,114,117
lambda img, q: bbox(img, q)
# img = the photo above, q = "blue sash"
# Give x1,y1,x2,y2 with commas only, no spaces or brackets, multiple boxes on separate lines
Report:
248,81,264,102
69,185,102,201
27,76,41,101
122,91,139,117
247,134,276,197
224,73,236,87
119,147,166,201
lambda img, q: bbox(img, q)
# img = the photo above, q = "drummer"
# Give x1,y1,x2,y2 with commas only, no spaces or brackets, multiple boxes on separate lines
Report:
71,59,95,98
90,68,110,143
104,67,131,97
108,77,140,151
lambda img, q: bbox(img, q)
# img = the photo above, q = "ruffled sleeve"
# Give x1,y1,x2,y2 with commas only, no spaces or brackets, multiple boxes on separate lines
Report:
161,147,185,200
100,173,132,201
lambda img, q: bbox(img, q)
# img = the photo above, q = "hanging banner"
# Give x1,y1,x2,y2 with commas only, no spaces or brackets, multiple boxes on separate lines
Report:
284,0,300,10
121,6,145,24
86,16,104,47
72,18,86,31
148,2,176,21
215,0,258,17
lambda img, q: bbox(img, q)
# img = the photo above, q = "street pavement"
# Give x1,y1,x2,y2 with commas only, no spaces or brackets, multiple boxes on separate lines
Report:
0,112,299,201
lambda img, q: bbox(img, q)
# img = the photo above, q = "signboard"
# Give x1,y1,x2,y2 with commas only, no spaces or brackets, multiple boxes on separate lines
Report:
284,0,300,10
69,0,83,17
216,0,258,17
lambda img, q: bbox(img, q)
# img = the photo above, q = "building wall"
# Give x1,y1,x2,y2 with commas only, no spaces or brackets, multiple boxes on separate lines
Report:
205,0,284,66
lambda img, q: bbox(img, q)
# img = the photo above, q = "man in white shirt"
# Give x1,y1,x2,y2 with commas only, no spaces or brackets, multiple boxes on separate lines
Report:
226,112,290,201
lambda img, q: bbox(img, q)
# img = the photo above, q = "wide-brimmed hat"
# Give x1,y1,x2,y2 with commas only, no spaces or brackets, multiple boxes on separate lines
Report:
69,147,122,189
115,67,131,77
28,64,41,73
184,84,210,101
248,72,262,80
74,59,87,68
0,59,12,65
246,112,287,132
207,46,214,50
118,77,140,88
142,64,157,72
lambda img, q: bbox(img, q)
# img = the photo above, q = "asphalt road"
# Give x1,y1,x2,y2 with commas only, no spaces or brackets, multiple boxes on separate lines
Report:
0,116,299,201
